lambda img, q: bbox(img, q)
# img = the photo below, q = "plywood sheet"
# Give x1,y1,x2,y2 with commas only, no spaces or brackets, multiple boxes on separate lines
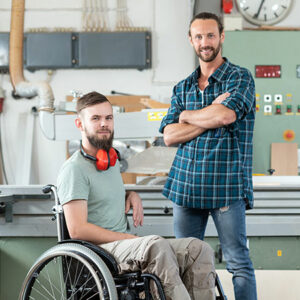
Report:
106,95,148,112
271,143,298,176
66,95,150,112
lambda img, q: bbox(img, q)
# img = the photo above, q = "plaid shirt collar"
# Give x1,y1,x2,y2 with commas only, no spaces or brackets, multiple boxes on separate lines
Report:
191,57,231,85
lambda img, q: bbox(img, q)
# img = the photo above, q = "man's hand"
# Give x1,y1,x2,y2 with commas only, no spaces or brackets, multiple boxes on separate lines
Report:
125,191,144,227
212,92,230,104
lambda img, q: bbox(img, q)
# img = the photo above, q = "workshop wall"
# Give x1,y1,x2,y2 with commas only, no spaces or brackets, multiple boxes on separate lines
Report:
0,0,195,184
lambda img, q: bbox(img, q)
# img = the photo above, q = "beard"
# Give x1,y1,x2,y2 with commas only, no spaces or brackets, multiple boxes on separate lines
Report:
195,42,222,62
86,130,114,152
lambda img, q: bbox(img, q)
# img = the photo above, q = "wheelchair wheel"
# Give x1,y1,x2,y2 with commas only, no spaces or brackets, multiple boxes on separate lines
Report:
19,243,118,300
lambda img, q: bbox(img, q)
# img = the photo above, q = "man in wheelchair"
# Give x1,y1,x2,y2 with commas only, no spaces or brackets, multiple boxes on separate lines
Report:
57,91,216,300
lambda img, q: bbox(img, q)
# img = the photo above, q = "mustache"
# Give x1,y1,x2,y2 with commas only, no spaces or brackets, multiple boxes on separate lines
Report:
96,129,111,133
200,46,214,51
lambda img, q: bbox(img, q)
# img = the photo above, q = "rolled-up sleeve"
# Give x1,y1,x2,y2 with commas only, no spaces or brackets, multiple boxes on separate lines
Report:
159,86,184,133
221,68,255,120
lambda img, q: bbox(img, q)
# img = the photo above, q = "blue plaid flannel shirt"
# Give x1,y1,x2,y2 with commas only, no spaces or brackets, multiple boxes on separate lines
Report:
159,58,256,209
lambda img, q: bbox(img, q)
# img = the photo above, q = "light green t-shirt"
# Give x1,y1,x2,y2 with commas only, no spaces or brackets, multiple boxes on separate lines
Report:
57,150,127,233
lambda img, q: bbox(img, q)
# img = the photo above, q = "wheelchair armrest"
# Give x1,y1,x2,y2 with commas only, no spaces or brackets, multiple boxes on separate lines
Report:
59,239,119,275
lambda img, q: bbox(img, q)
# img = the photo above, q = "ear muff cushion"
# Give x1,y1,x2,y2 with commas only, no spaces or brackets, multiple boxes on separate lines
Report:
109,148,118,166
96,150,109,170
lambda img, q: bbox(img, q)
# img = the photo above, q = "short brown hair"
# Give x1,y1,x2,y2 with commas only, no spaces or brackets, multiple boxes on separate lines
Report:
76,91,110,114
189,12,224,36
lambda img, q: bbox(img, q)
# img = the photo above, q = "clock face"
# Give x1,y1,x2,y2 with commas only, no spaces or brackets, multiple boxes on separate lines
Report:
236,0,293,26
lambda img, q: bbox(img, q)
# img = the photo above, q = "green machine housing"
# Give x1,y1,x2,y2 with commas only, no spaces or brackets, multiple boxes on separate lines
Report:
223,30,300,175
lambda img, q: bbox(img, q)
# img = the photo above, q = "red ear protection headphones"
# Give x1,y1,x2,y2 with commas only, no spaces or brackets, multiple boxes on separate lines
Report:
80,143,120,171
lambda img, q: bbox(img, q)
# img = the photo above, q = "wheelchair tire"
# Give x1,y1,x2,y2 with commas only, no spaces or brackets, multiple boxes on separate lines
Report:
19,243,118,300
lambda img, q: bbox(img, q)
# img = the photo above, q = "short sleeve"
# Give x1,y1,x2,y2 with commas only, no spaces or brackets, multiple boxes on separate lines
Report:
221,68,255,120
57,163,89,205
159,86,184,133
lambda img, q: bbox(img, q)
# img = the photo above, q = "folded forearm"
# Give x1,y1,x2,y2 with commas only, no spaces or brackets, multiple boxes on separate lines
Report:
180,104,236,128
163,123,206,146
68,222,137,244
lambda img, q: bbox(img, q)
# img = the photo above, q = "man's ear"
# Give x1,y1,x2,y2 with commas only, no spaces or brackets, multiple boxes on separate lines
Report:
75,117,83,131
220,31,225,44
188,35,193,47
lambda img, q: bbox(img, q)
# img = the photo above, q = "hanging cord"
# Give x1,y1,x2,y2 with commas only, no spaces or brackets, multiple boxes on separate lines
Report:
0,84,8,184
98,0,109,31
81,0,88,31
82,0,94,31
115,0,145,31
90,0,99,31
0,115,8,184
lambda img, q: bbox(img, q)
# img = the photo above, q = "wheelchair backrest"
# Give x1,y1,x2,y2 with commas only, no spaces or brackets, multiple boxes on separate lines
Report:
43,184,71,241
59,211,71,240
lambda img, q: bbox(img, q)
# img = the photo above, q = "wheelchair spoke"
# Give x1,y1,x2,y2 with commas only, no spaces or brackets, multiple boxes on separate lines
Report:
79,276,99,299
32,259,66,300
45,265,56,297
31,283,54,300
85,290,101,300
67,256,86,291
63,255,74,296
66,269,102,300
44,260,67,298
57,257,67,300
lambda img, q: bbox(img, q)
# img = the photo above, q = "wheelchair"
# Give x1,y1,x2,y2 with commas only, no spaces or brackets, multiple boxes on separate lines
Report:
19,184,227,300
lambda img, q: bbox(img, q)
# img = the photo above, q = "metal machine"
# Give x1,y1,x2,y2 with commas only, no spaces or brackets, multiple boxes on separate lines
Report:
223,30,300,175
1,178,300,298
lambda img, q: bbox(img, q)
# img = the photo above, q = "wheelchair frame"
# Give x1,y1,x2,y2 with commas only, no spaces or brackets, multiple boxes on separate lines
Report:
19,184,227,300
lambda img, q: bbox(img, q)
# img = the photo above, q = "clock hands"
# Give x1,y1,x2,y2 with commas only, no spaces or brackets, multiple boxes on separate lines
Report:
253,0,266,19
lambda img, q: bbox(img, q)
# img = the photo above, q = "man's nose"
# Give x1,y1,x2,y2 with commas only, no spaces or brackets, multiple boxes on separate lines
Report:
100,119,107,127
201,36,210,45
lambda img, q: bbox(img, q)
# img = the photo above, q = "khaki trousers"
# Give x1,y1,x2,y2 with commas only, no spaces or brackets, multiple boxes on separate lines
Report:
100,235,216,300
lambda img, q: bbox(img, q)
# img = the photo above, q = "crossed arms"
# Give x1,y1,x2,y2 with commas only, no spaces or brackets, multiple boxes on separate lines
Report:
163,92,236,146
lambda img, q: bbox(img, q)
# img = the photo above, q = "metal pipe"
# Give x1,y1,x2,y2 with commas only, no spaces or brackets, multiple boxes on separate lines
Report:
9,0,25,88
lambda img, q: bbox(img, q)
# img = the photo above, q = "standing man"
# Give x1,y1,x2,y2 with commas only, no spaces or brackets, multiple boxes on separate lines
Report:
159,12,257,300
57,91,216,300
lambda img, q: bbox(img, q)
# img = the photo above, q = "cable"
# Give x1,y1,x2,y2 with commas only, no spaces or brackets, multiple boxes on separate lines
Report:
0,114,8,184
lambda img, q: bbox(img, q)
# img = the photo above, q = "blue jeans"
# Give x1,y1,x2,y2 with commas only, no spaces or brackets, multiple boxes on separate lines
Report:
173,200,257,300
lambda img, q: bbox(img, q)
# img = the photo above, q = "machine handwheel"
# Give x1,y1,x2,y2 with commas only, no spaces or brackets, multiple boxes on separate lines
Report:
19,243,118,300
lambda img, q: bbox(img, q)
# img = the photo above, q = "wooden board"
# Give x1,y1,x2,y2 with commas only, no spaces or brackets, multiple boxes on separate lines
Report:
66,95,150,112
271,143,298,176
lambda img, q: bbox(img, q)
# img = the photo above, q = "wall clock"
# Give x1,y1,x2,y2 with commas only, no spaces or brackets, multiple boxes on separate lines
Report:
235,0,293,26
